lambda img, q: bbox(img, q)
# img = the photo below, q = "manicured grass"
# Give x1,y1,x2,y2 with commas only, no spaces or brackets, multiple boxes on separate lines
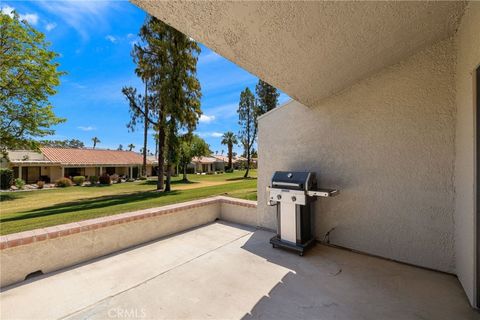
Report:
0,170,257,235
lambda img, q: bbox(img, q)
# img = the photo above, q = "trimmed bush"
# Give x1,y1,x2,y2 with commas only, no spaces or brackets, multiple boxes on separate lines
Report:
0,168,14,190
126,178,135,182
55,177,73,188
138,176,147,180
72,176,85,186
225,168,234,173
89,175,99,185
99,174,111,185
14,178,25,189
36,181,45,189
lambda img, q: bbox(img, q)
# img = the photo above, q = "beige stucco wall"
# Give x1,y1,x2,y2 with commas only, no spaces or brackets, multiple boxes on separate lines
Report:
1,197,258,288
1,201,221,287
49,166,63,182
84,167,96,177
258,37,456,273
219,198,257,227
454,2,480,306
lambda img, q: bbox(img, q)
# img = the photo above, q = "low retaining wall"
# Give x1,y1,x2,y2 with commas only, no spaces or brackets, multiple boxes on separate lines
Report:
0,196,257,288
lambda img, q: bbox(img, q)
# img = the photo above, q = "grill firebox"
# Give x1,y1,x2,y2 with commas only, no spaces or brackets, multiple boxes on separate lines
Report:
267,171,339,255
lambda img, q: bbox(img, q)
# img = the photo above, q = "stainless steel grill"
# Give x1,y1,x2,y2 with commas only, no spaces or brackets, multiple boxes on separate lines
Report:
267,171,339,255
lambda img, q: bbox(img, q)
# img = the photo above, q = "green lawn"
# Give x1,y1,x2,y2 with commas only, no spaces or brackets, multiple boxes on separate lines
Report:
0,170,257,235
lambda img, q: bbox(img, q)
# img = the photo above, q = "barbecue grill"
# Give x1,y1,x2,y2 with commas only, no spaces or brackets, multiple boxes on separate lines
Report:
267,171,339,255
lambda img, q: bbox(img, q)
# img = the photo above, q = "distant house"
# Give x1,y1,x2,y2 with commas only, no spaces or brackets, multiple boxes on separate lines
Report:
1,148,145,183
190,156,225,173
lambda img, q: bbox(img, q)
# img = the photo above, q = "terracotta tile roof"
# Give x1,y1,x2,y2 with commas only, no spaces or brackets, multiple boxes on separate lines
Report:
191,156,220,164
40,148,145,166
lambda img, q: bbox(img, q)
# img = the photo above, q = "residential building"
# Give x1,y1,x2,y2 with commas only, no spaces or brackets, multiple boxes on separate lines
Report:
1,148,144,183
190,156,225,173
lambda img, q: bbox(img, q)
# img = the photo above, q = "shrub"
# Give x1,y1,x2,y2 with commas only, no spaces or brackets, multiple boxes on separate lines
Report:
89,175,99,185
72,176,85,186
36,181,45,189
14,178,25,189
225,168,234,173
117,177,122,184
99,174,111,185
0,168,14,190
126,178,135,182
110,174,119,183
55,177,73,188
138,176,147,180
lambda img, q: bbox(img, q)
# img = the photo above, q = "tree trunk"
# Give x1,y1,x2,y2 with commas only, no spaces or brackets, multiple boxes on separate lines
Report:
142,82,148,177
165,163,171,192
157,110,165,191
244,153,250,178
155,136,158,157
228,144,232,169
182,164,188,182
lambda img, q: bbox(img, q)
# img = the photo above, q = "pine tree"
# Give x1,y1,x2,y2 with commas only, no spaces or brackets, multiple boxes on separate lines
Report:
255,79,279,114
123,16,201,191
237,88,258,178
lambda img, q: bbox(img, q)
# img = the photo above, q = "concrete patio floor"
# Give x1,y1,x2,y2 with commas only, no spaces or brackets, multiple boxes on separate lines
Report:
1,222,477,320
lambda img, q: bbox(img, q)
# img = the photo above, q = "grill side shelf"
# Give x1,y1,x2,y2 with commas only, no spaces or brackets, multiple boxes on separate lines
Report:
306,189,339,197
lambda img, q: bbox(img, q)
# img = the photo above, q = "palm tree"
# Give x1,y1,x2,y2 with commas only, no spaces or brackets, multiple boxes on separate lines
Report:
221,132,238,170
92,137,100,149
128,143,135,151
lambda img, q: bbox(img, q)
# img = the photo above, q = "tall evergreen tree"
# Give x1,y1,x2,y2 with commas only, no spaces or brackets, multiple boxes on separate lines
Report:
163,26,202,192
123,16,201,191
255,79,279,114
0,11,65,153
237,88,258,178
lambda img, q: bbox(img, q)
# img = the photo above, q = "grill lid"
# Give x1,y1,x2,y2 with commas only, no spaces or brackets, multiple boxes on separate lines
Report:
271,171,316,191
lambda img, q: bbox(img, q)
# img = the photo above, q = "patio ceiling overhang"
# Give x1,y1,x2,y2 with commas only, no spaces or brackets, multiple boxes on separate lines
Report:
131,1,465,107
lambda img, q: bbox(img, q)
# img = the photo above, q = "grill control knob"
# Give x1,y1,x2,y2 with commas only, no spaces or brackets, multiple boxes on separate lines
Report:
291,196,296,202
277,195,282,200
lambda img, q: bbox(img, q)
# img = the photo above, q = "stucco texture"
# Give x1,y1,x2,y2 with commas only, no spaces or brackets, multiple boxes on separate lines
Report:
132,1,465,107
454,2,480,306
259,38,457,273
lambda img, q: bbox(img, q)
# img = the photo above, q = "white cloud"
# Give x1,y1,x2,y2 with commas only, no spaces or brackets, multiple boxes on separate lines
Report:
1,5,15,17
45,22,57,31
199,114,215,123
78,126,96,132
105,35,117,43
197,132,223,138
198,51,222,65
20,13,38,25
36,1,117,41
204,103,238,120
1,5,39,25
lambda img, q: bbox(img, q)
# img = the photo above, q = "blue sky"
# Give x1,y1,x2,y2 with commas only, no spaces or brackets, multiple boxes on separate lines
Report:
2,1,290,155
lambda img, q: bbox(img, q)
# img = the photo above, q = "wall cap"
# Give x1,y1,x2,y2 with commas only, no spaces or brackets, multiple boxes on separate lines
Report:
0,196,257,250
